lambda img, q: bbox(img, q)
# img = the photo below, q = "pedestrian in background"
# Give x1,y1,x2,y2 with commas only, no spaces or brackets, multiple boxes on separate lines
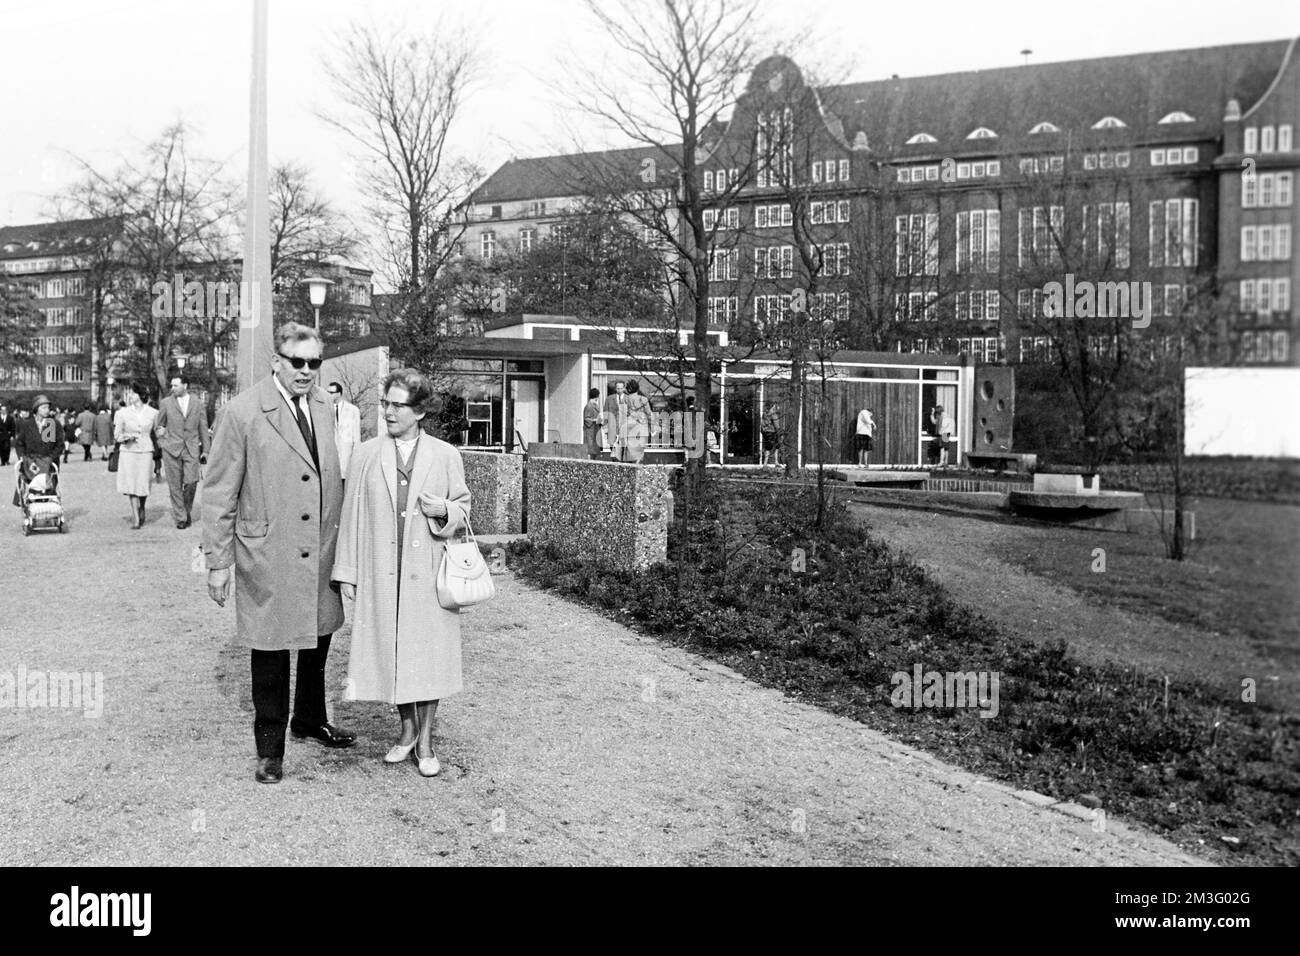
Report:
327,382,361,486
603,381,628,461
202,322,353,785
60,408,75,464
75,405,97,462
333,368,471,778
93,405,113,460
114,382,157,529
582,387,603,459
0,401,13,466
155,376,210,529
930,404,955,468
623,380,651,464
855,406,875,466
760,399,781,467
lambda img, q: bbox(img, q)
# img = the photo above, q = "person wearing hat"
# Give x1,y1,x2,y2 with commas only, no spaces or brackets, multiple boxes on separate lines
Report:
11,395,62,508
13,395,63,461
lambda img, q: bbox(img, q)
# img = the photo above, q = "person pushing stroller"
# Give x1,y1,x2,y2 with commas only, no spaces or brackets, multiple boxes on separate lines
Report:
12,395,67,533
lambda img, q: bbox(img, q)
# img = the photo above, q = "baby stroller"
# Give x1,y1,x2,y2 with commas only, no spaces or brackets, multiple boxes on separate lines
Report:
17,456,66,535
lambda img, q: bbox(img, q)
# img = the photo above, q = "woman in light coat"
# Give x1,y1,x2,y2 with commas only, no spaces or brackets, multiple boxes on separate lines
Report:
114,382,157,529
332,368,471,778
622,379,652,464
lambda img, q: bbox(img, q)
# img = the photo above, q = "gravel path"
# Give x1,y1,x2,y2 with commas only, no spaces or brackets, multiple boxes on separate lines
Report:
0,463,1206,865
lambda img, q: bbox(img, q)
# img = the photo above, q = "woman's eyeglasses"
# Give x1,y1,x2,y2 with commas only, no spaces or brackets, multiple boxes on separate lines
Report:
379,400,413,411
277,352,323,370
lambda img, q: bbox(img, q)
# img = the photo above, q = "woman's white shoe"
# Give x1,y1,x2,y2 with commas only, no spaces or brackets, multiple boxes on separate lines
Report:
414,745,440,777
384,741,417,764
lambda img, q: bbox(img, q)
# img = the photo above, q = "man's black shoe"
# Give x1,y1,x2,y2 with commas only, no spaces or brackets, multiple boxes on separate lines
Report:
255,757,283,784
176,520,189,529
290,721,356,748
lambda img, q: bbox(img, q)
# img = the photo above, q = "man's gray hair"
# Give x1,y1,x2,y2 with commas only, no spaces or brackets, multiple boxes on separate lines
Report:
274,322,323,352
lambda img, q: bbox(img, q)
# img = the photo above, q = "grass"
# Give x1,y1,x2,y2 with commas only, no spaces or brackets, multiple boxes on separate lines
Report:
505,478,1300,866
994,496,1300,660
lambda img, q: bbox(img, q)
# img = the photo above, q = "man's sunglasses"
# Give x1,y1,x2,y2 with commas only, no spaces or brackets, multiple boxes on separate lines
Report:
277,352,323,370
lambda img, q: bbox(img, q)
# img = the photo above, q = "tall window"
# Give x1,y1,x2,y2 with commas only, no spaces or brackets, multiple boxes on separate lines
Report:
1244,127,1258,153
1081,202,1131,269
1017,206,1063,267
755,109,793,188
1148,199,1199,267
480,231,496,259
519,228,535,253
708,246,739,282
753,246,793,279
895,214,938,276
956,209,1000,273
707,296,738,324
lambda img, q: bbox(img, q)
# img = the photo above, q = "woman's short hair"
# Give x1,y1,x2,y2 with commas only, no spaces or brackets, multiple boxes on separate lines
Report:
127,381,151,401
589,387,600,399
274,322,322,352
626,380,640,395
382,367,436,417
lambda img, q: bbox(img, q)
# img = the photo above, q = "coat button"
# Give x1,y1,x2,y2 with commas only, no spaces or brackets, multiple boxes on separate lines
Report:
412,541,420,549
302,514,310,521
302,474,309,481
301,551,310,558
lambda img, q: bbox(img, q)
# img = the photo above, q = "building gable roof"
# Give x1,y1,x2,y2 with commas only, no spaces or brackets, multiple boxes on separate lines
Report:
466,145,683,205
822,39,1294,154
0,216,121,262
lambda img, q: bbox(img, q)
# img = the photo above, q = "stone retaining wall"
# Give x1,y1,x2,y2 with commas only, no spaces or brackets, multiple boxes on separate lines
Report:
461,451,524,534
526,458,673,568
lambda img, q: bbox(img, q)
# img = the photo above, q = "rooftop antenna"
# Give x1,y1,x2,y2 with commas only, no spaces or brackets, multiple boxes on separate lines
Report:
1020,49,1033,65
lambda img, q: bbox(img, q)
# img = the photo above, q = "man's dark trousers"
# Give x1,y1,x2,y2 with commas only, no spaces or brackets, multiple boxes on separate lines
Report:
250,633,333,758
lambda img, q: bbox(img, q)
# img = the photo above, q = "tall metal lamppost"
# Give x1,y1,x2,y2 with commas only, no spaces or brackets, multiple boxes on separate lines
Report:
304,276,333,332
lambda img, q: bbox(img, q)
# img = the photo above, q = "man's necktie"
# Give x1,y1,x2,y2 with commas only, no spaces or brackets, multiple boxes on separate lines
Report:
294,398,319,471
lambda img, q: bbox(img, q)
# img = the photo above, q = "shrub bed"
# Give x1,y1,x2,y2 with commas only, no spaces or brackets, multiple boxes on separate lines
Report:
506,478,1299,866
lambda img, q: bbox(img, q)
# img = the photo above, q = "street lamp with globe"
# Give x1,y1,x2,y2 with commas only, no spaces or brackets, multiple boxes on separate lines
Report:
304,276,334,332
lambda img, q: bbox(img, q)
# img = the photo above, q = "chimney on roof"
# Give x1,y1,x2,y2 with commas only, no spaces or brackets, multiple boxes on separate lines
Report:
1224,98,1242,122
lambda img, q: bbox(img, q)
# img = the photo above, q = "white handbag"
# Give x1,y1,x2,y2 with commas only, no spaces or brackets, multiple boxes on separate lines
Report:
436,517,495,610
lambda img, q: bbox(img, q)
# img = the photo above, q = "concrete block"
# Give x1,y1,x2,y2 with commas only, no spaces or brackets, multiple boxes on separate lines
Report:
462,451,524,534
526,458,672,569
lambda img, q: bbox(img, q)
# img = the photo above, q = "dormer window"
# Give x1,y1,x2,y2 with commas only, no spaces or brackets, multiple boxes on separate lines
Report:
967,127,997,139
1158,111,1195,124
1029,122,1060,134
1091,116,1127,130
26,241,40,251
905,133,937,145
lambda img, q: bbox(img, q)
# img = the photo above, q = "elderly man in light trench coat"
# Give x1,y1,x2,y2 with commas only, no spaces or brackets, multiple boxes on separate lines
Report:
332,368,471,777
201,323,355,785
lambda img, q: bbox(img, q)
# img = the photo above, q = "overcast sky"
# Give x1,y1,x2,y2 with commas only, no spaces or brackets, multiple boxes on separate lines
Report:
3,0,1297,233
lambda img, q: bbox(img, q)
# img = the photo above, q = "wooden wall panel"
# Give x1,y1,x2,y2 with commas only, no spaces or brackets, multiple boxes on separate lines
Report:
802,381,920,465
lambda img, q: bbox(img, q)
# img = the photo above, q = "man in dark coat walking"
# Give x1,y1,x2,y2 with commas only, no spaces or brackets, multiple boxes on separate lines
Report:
201,323,354,785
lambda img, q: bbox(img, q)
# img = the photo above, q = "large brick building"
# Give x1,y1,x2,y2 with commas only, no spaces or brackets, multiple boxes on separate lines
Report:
454,37,1299,368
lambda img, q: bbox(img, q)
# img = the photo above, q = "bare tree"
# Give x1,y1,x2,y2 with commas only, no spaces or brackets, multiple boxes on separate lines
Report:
59,123,238,398
565,0,767,485
268,162,359,280
319,21,482,303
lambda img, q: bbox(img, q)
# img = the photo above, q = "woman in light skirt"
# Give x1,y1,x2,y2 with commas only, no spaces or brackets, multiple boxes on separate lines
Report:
114,381,157,529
